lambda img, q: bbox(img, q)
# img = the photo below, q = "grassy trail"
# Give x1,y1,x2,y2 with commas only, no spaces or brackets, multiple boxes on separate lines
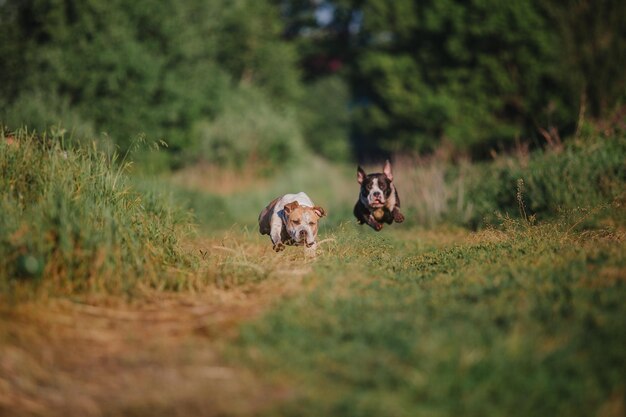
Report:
1,234,299,416
3,216,625,416
0,226,474,416
2,133,625,416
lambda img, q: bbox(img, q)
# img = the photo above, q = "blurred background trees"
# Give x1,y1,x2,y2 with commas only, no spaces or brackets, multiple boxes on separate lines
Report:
282,0,626,159
0,0,303,169
1,0,624,167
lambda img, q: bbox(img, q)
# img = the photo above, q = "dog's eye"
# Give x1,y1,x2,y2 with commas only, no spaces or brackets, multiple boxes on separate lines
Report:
309,222,315,226
293,220,301,225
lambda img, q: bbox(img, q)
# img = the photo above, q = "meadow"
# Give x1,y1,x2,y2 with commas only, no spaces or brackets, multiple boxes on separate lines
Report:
2,1,625,414
1,129,625,416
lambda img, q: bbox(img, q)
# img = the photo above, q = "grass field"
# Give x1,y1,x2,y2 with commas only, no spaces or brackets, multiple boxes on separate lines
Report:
1,130,625,416
235,218,626,417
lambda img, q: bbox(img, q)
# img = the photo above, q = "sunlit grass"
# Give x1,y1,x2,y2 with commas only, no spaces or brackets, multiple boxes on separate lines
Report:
235,209,626,417
1,126,625,416
0,129,193,298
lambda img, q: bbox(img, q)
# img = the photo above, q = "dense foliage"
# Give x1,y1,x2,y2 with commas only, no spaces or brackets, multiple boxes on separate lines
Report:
0,0,303,168
352,1,561,154
282,0,626,157
1,0,624,163
459,133,626,227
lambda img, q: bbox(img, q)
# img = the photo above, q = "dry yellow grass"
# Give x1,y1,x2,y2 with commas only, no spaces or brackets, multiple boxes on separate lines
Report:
0,287,292,417
171,163,267,196
0,230,331,417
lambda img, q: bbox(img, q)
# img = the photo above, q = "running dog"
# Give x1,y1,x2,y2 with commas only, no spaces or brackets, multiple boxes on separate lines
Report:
259,192,326,252
353,160,404,231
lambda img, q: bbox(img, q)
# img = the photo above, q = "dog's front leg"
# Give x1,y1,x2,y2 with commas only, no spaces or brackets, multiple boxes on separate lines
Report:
392,207,405,223
273,242,285,252
366,215,383,231
355,203,380,230
270,214,286,252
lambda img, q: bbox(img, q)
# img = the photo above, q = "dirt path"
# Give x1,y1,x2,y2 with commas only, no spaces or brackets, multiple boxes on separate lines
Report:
0,272,304,417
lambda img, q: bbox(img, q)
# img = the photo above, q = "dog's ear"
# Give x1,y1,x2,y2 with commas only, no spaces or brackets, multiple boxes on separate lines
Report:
313,206,326,218
357,166,366,184
283,201,299,216
383,159,393,181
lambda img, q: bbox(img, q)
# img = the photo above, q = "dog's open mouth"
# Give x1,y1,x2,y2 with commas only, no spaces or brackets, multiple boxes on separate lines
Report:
370,200,384,208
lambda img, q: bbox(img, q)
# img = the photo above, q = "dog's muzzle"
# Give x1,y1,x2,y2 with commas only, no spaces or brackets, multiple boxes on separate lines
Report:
369,191,385,208
299,230,316,247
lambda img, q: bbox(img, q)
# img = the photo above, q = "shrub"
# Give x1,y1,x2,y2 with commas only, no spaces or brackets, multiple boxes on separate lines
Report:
190,87,306,172
0,0,302,163
0,90,96,142
460,135,626,227
298,76,351,161
0,128,192,296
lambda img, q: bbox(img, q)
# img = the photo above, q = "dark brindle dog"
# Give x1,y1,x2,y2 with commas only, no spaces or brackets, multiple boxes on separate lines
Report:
353,160,404,231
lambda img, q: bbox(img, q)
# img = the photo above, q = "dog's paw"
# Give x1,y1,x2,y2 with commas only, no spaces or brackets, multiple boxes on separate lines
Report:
370,222,383,231
273,242,285,252
393,210,405,223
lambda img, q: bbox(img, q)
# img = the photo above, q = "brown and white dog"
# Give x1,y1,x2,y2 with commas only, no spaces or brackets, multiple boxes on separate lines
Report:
259,192,326,252
353,160,404,231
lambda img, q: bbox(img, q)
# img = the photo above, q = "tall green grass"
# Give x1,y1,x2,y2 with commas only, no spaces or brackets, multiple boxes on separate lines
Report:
0,129,192,297
391,134,626,229
460,135,626,227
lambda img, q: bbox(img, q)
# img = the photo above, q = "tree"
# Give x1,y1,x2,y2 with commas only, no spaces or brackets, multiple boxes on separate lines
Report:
545,0,626,119
0,0,302,163
349,0,563,156
280,0,626,159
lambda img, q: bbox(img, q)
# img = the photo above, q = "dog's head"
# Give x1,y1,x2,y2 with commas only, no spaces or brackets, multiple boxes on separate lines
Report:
283,202,326,247
357,160,394,209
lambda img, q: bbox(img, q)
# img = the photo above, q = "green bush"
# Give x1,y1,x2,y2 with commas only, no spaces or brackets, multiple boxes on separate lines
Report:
132,178,235,232
348,0,563,154
190,87,306,171
0,0,302,164
1,90,96,142
0,128,192,296
459,135,626,227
